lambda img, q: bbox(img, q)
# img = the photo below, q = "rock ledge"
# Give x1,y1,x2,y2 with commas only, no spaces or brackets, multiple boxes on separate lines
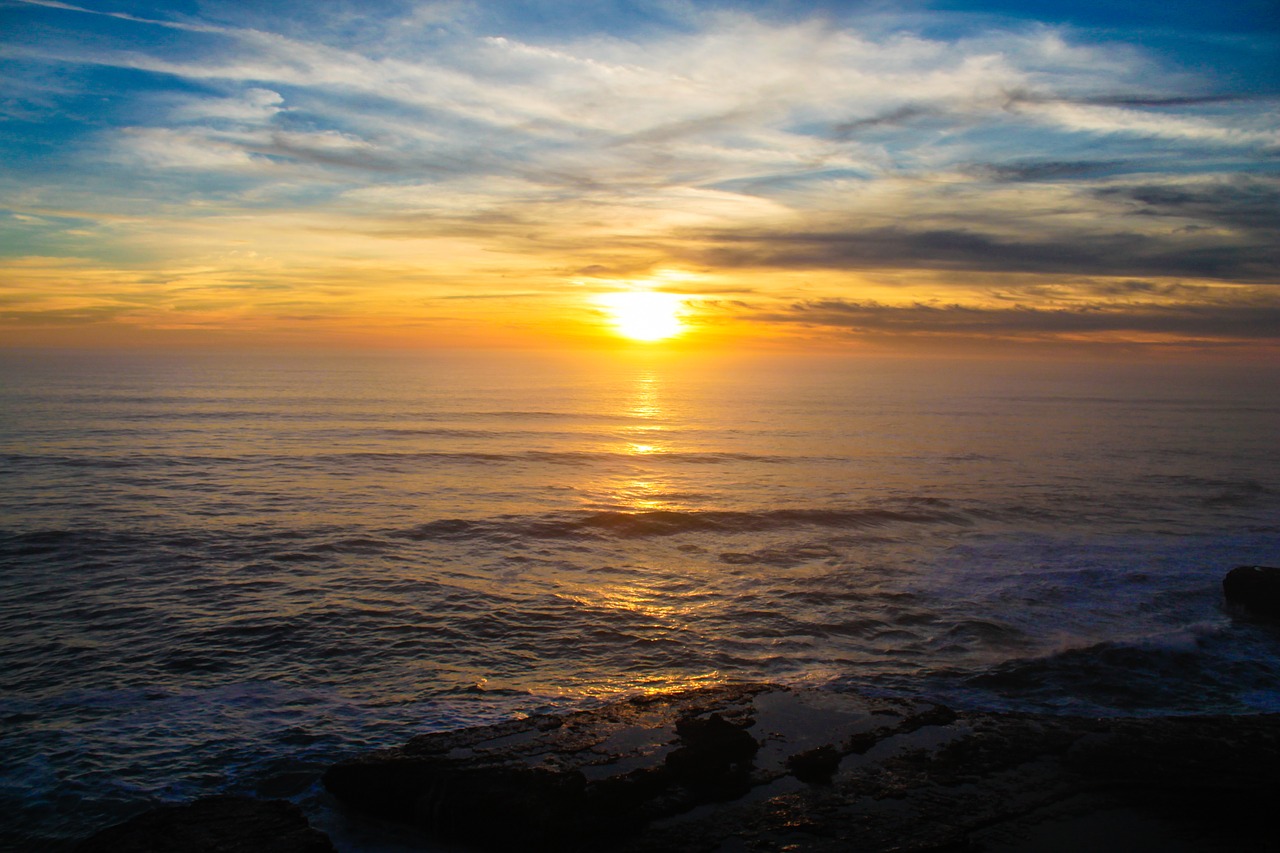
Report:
74,795,335,853
324,683,1280,851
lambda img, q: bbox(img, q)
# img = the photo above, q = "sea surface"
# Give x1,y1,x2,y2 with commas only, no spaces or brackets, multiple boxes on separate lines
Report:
2,347,1278,849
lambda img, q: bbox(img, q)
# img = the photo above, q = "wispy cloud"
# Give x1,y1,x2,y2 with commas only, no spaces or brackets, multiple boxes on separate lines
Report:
758,296,1280,341
1,0,1276,350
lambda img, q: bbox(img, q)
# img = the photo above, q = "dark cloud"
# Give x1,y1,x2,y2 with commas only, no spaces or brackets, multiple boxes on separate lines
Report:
254,136,403,172
1093,178,1280,235
986,280,1212,301
831,105,934,139
1082,94,1263,108
968,160,1126,182
567,261,661,278
764,299,1280,339
1081,279,1211,298
1000,88,1268,110
572,264,614,276
685,224,1279,282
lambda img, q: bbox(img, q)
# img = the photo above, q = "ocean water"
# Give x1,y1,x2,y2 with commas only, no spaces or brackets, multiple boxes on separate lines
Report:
1,347,1277,849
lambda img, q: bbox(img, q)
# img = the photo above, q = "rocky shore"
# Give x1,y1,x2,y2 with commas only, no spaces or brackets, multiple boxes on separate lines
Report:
73,795,335,853
78,682,1280,852
76,567,1280,852
321,682,1279,852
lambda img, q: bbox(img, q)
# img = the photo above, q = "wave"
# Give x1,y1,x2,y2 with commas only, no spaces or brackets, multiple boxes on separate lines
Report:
0,503,975,561
395,506,972,543
996,395,1280,414
955,627,1280,715
0,449,820,470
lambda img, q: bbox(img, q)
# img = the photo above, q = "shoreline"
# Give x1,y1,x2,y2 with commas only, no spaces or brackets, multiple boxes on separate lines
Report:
78,680,1280,852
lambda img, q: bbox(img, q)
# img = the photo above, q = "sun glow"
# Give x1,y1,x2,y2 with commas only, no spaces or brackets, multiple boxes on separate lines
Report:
597,291,687,342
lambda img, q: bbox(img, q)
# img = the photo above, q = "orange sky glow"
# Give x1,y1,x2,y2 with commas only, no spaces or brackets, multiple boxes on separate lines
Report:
2,1,1277,360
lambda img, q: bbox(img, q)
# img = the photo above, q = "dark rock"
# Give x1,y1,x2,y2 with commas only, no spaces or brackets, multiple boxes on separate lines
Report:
324,683,1280,852
323,684,773,850
74,795,335,853
673,711,758,763
1223,564,1280,618
786,745,840,785
664,711,758,794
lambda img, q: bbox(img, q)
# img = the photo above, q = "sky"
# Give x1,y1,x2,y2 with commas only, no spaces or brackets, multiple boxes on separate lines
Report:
1,0,1277,355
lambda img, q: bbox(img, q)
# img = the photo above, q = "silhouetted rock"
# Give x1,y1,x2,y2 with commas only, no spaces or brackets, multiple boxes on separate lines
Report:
323,684,773,850
324,683,1280,852
664,711,758,796
786,745,840,785
1223,564,1280,618
74,795,334,853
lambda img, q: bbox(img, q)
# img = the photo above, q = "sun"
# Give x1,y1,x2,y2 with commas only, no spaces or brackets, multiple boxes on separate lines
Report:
597,291,687,342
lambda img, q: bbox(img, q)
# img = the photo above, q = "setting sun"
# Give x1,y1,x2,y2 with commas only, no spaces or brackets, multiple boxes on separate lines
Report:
597,292,687,342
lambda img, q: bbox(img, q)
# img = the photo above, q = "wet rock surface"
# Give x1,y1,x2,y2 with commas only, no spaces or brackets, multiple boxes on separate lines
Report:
324,683,1280,851
73,795,335,853
1223,564,1280,619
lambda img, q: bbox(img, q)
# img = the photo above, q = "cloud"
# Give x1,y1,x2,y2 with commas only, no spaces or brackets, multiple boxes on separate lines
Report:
967,160,1127,182
1011,97,1280,147
761,298,1280,341
14,5,1268,202
171,88,285,123
1092,177,1280,235
3,1,1277,349
0,305,143,325
112,128,265,170
684,220,1280,282
831,105,937,138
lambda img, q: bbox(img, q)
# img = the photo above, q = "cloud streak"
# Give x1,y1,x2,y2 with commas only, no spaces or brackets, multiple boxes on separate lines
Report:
1,0,1276,350
687,220,1278,282
760,298,1280,341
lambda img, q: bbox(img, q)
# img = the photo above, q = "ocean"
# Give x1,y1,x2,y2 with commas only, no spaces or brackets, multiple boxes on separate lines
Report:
2,347,1277,849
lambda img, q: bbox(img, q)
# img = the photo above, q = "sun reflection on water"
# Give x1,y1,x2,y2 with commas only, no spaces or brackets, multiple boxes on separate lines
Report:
626,372,663,421
615,478,675,510
609,370,687,511
570,370,726,697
